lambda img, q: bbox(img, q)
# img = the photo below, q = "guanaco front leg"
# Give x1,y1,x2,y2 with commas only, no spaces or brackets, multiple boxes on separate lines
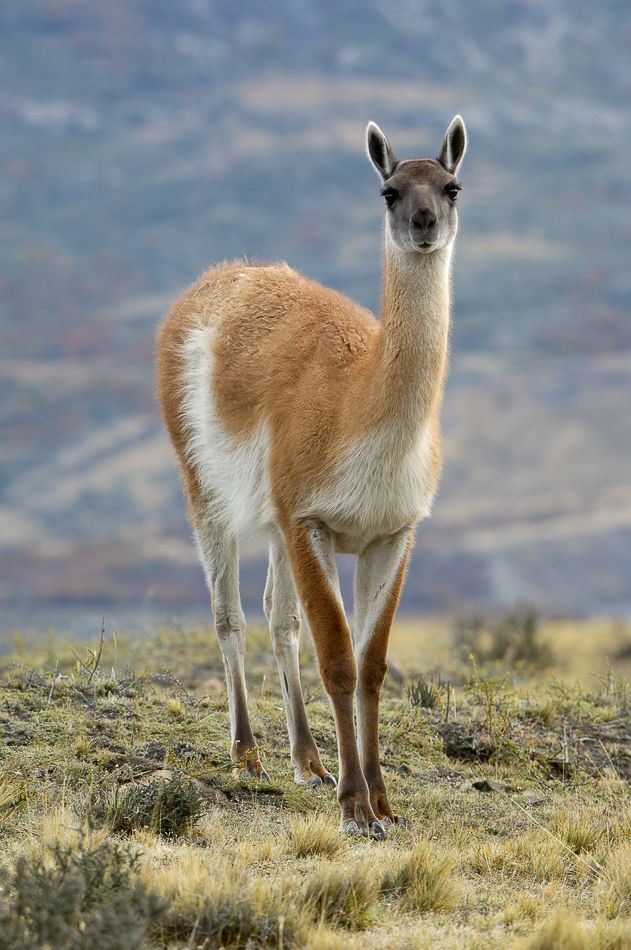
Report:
354,526,414,822
284,518,386,838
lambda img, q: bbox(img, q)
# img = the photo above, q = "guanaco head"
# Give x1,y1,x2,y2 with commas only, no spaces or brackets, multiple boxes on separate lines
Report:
366,116,467,255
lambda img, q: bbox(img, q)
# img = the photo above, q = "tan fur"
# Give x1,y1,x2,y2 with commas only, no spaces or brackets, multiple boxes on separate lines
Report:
158,254,446,530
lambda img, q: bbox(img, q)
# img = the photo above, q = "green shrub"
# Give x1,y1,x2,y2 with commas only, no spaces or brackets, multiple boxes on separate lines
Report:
454,603,553,671
0,840,165,949
87,773,203,838
407,675,442,709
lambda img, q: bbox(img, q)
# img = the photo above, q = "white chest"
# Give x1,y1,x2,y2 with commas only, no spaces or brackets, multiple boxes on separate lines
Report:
304,425,437,549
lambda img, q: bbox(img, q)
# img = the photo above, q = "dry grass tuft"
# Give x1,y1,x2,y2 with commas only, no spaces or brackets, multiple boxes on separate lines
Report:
519,914,595,950
232,832,279,864
22,804,111,864
72,735,92,758
594,920,631,950
304,925,365,949
517,912,631,950
469,830,568,883
288,814,345,859
503,893,543,926
0,780,29,829
550,806,609,856
382,840,459,914
597,843,631,918
165,696,186,718
141,849,305,947
304,859,380,930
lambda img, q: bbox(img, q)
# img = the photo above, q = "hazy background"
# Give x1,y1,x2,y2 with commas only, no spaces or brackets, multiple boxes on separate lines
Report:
2,0,630,634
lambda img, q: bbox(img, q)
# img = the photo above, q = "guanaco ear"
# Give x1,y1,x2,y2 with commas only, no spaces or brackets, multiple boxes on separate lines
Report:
437,115,467,175
366,121,399,180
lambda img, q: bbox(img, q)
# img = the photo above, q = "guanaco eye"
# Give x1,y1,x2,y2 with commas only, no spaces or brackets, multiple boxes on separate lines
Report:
446,185,460,201
381,188,398,207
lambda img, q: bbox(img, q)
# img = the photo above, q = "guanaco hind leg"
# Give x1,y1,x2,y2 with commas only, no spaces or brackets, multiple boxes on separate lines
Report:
194,510,268,780
264,529,336,787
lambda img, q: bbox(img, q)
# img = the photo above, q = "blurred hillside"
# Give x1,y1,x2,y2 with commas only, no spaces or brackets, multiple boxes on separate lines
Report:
1,0,630,619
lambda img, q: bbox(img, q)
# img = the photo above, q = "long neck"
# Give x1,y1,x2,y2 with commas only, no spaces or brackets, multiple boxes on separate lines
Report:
366,236,452,443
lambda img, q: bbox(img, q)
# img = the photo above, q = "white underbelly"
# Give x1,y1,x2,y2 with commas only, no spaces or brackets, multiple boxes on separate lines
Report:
180,325,273,533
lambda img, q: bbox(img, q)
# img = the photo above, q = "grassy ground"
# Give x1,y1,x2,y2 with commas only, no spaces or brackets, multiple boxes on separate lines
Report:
0,611,630,948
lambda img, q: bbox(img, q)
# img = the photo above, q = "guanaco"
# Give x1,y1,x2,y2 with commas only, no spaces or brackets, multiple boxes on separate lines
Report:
157,115,467,837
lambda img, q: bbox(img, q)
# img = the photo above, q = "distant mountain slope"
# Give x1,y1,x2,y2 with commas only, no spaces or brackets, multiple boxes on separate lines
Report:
1,1,630,616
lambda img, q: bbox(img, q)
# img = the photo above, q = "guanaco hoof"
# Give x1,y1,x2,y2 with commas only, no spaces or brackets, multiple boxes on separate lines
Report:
296,769,337,788
381,814,410,829
342,801,388,839
234,766,271,782
370,820,387,840
341,817,387,839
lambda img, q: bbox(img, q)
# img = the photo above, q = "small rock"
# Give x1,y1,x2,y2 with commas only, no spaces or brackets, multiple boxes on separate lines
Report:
192,777,230,805
436,723,495,761
418,768,465,784
398,763,412,777
522,791,546,806
136,768,174,786
471,779,514,793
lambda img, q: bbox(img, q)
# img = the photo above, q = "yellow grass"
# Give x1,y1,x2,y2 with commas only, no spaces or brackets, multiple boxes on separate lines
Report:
0,617,629,947
287,813,348,859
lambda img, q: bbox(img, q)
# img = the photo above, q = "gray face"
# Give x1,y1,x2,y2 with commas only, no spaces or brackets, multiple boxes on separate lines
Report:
381,159,461,254
366,115,467,256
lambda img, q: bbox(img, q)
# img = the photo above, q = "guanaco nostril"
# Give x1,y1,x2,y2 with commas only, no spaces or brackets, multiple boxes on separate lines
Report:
413,208,436,230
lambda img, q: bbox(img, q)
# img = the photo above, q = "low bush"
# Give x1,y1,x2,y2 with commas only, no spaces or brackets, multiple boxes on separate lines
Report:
454,603,553,671
86,773,203,838
0,839,165,950
407,675,442,709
